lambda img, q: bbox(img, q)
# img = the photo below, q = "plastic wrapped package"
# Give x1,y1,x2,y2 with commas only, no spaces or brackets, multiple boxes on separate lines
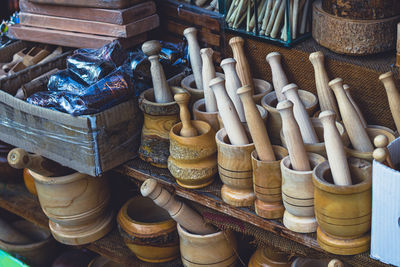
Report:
47,69,88,94
73,40,127,67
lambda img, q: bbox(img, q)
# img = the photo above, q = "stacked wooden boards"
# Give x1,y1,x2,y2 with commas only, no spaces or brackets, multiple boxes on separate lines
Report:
7,0,159,48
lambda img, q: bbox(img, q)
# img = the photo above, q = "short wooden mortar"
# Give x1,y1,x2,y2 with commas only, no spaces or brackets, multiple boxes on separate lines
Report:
313,157,372,255
168,120,218,189
248,246,293,267
138,86,187,168
281,153,326,233
177,224,237,267
251,146,288,219
117,197,179,263
262,90,318,144
216,128,256,206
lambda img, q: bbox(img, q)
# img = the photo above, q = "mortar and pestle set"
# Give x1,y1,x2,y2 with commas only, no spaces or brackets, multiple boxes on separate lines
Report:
8,148,113,246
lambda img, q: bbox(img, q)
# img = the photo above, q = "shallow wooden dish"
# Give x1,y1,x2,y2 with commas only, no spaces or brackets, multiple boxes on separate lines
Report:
117,197,179,263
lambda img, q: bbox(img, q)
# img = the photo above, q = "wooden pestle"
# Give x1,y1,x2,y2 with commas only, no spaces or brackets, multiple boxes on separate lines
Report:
319,111,352,186
209,77,249,145
343,84,367,128
237,85,275,161
229,36,254,93
200,48,218,112
175,93,198,137
374,135,394,169
220,58,246,122
0,218,33,244
379,71,400,134
266,52,288,102
142,40,173,103
309,51,340,118
328,259,344,267
282,83,318,144
277,100,310,171
15,68,59,99
8,148,71,177
141,178,216,235
184,27,203,90
329,78,373,152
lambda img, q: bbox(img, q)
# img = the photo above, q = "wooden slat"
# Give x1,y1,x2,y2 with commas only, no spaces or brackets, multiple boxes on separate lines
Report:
28,0,143,9
19,0,156,25
166,20,220,47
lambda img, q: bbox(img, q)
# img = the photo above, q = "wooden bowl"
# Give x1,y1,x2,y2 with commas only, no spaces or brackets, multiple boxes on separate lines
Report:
177,223,237,267
193,98,220,132
0,220,57,266
218,105,268,129
23,169,37,196
117,197,179,263
291,258,335,267
248,246,292,267
280,118,349,157
253,79,273,105
138,86,187,168
168,120,218,189
262,90,318,145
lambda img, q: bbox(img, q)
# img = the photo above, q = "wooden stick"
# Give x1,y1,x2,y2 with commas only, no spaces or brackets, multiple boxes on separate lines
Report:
227,0,239,21
292,0,299,39
343,84,367,128
229,36,254,93
319,110,352,186
277,100,311,171
200,48,218,112
280,5,288,41
15,68,59,99
329,78,373,152
246,0,251,31
237,85,276,161
141,179,216,235
233,0,247,29
184,27,203,90
234,4,249,29
220,58,246,122
374,135,394,169
379,71,400,134
147,56,173,103
282,84,319,144
260,0,273,35
265,0,282,36
175,93,198,137
299,0,310,34
266,52,288,101
209,77,249,145
270,0,286,38
39,46,62,64
253,0,267,30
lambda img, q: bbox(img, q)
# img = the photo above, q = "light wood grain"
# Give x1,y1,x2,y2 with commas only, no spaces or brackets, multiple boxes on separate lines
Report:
200,48,217,112
184,27,203,90
229,36,254,93
343,84,367,128
175,93,198,137
379,71,400,133
266,52,288,102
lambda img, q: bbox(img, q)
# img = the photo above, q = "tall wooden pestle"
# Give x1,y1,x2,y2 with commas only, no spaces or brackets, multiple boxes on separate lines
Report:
175,93,198,137
209,77,249,145
309,51,340,118
142,40,173,103
0,218,33,244
184,27,203,90
282,83,319,144
374,135,394,169
141,178,216,235
8,148,71,177
343,84,367,128
319,111,352,186
329,78,373,152
277,100,311,171
379,71,400,134
200,48,218,112
220,58,246,122
266,52,288,102
229,36,254,93
237,85,275,161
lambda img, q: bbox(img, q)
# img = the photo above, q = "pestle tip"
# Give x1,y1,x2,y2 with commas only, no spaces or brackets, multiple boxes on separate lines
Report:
374,134,389,148
266,52,281,62
373,148,387,163
309,51,323,60
379,71,393,81
229,36,244,46
183,27,197,36
7,148,28,169
140,179,158,197
142,40,161,56
343,84,350,91
174,92,190,104
328,78,343,88
200,48,213,57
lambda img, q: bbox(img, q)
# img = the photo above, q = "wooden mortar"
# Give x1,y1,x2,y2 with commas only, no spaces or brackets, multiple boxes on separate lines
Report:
248,246,293,267
253,78,273,104
138,86,187,168
251,146,288,219
261,90,318,145
29,171,113,245
193,98,220,132
216,128,256,207
218,105,268,129
24,169,37,196
281,153,326,233
117,197,179,263
168,120,217,189
313,158,372,255
280,118,350,157
291,258,343,267
177,224,237,267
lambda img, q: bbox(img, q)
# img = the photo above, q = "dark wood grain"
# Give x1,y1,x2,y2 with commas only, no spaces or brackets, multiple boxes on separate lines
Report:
28,0,143,9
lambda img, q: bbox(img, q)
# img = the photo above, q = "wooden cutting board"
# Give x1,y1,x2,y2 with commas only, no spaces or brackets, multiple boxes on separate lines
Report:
28,0,143,9
19,12,159,38
7,25,147,49
20,0,156,25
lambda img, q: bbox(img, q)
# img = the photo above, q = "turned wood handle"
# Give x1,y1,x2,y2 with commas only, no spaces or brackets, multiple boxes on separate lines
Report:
277,100,311,171
220,58,246,122
266,52,288,102
309,51,340,118
142,40,162,56
184,27,203,90
23,47,51,67
200,48,218,112
379,71,400,134
229,36,254,93
8,148,56,177
2,49,26,72
237,86,275,161
343,84,367,128
141,179,216,235
0,218,33,244
175,93,198,137
319,111,352,186
328,259,344,267
374,135,394,169
209,77,249,145
282,83,319,144
38,46,62,65
329,78,373,152
148,55,173,103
